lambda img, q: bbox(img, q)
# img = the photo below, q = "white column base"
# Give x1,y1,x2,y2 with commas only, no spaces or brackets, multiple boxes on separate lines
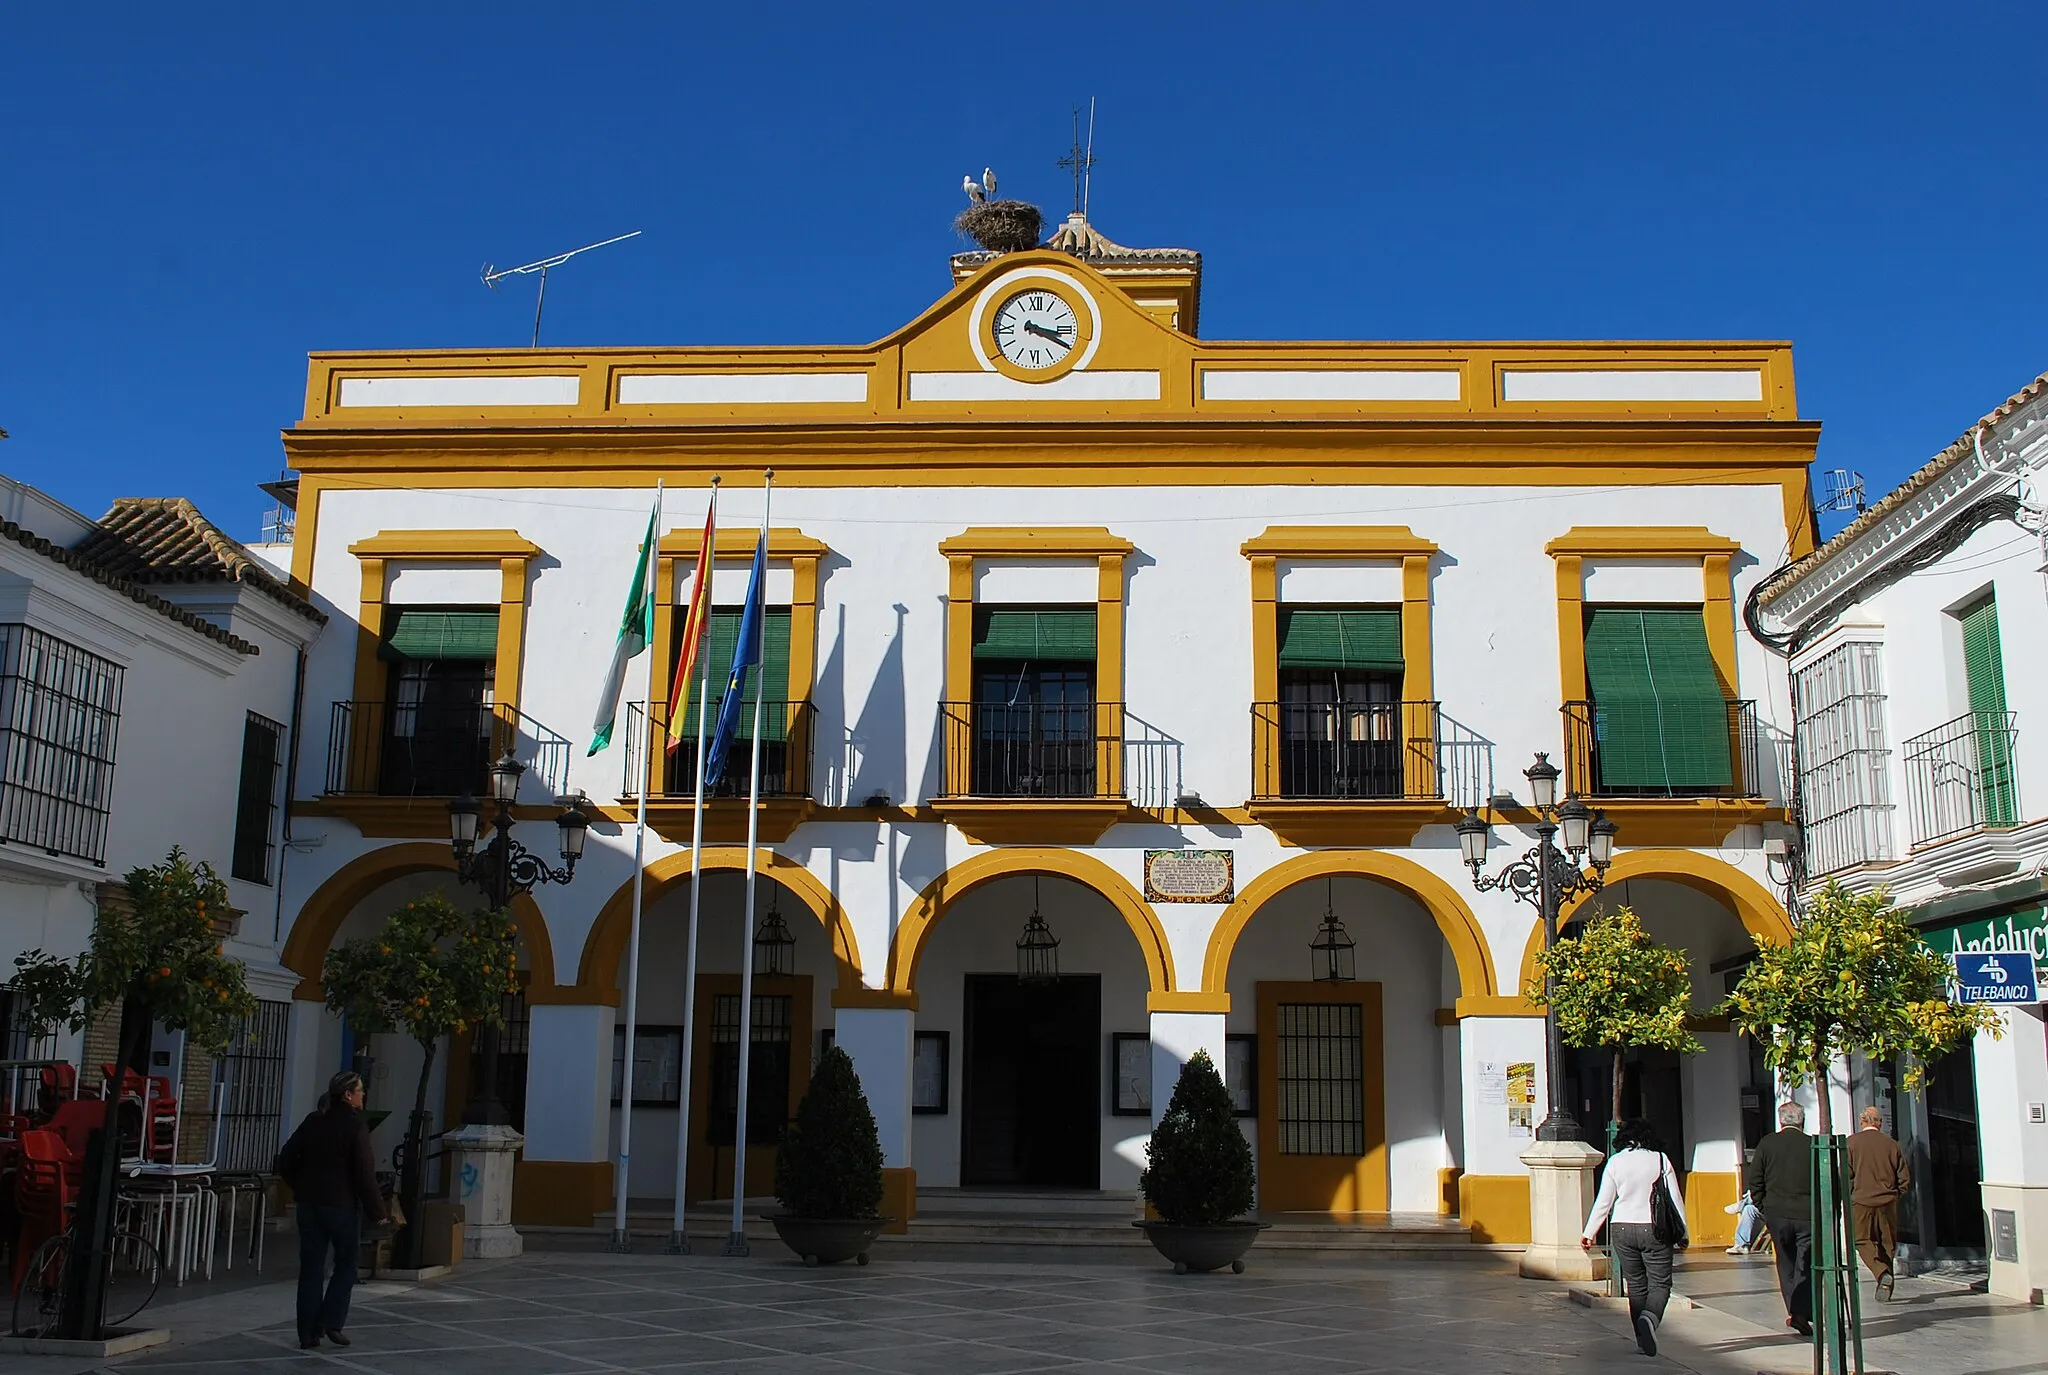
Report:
445,1123,526,1259
1519,1138,1607,1281
1983,1181,2048,1304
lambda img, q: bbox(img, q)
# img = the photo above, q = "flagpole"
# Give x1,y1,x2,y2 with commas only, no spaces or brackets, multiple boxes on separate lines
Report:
610,480,662,1251
726,469,773,1257
668,476,719,1254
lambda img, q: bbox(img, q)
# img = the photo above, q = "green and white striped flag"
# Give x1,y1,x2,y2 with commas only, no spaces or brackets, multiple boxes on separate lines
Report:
588,494,662,756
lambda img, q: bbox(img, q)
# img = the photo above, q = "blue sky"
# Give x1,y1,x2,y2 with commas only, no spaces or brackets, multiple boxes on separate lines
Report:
3,4,2042,543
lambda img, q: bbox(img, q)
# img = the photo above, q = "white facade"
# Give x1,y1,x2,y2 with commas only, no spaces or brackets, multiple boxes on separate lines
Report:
1761,369,2048,1300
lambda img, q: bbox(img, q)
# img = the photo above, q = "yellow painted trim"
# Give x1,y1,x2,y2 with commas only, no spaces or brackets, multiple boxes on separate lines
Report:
649,526,829,796
347,530,542,560
1437,1165,1463,1216
288,475,323,595
1148,990,1230,1014
1542,527,1743,558
511,1160,613,1227
887,848,1175,998
1204,850,1497,1001
880,1166,917,1235
576,847,862,1000
1702,552,1737,696
1452,994,1541,1019
1518,847,1795,993
1245,800,1454,848
937,526,1135,559
1684,1171,1740,1248
1239,527,1441,559
1097,553,1124,787
1458,1174,1531,1244
1554,554,1585,703
282,842,558,1000
945,554,973,705
1256,980,1386,1214
831,986,918,1011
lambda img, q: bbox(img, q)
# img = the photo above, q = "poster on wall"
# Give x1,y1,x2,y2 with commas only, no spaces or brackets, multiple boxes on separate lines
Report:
1112,1033,1151,1116
1144,849,1234,904
1506,1061,1536,1136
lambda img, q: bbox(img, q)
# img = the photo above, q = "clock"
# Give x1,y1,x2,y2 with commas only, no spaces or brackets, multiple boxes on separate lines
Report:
991,289,1081,371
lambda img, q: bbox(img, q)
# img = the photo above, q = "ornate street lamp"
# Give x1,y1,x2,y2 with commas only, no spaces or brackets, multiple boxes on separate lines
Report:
1016,877,1060,984
751,888,796,978
1455,752,1617,1143
1310,878,1357,983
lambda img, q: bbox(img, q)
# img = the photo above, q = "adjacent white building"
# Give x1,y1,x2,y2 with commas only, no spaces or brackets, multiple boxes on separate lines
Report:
1756,369,2048,1300
0,473,325,1169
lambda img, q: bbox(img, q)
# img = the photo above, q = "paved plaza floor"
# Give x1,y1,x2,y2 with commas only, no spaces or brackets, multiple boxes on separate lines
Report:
36,1246,2048,1375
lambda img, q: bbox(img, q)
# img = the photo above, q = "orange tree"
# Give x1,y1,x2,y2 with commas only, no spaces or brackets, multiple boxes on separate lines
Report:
320,892,518,1260
1725,880,1998,1134
1528,906,1702,1131
9,847,254,1336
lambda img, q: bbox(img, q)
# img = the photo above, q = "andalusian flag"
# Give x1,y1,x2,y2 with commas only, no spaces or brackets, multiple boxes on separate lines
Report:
587,494,662,756
664,500,717,753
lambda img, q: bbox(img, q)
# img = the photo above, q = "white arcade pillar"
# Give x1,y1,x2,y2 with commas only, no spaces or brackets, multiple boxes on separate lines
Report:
1975,1005,2048,1303
833,1006,916,1228
515,1002,616,1228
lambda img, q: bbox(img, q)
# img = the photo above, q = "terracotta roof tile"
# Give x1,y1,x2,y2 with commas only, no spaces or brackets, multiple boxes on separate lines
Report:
0,519,260,654
75,497,324,623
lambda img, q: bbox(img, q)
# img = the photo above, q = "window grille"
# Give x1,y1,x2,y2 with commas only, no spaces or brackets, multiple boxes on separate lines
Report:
231,713,284,884
1276,1002,1364,1155
0,984,54,1063
0,624,123,864
1793,643,1893,873
213,1000,289,1174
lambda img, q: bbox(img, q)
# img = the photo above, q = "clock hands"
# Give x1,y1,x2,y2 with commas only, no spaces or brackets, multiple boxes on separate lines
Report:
1021,321,1072,351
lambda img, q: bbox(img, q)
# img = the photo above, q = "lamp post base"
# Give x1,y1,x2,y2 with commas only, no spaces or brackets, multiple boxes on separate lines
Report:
1518,1138,1607,1282
443,1124,525,1259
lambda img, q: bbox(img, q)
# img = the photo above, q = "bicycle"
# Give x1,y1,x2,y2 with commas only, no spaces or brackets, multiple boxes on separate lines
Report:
9,1226,164,1339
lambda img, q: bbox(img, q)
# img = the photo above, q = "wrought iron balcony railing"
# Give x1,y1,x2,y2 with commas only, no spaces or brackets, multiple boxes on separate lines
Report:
621,700,815,800
1561,698,1760,799
0,624,122,864
1903,709,2019,847
326,700,571,799
1251,701,1442,801
938,700,1124,800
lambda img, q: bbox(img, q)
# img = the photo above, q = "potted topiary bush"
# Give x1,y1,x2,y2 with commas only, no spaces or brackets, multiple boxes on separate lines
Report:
1137,1049,1267,1273
770,1045,892,1266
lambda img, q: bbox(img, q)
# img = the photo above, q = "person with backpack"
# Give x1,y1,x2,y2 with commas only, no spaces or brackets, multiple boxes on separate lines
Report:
1581,1119,1689,1357
275,1070,387,1351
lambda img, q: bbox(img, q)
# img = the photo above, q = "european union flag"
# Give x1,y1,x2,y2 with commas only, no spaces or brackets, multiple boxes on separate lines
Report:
702,533,767,787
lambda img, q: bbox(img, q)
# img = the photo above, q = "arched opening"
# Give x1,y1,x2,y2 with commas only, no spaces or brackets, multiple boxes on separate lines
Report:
886,850,1174,1194
1206,854,1490,1217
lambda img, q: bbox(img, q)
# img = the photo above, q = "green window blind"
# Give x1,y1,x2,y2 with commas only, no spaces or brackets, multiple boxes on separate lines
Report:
1276,608,1403,673
382,609,499,661
972,608,1096,661
677,607,793,740
1582,607,1730,789
1960,595,2015,826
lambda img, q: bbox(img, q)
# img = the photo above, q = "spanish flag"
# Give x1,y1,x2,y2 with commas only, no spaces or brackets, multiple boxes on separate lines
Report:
664,500,717,752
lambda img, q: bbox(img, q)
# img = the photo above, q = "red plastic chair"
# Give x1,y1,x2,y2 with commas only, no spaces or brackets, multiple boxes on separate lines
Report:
35,1063,76,1121
44,1100,110,1160
12,1130,74,1289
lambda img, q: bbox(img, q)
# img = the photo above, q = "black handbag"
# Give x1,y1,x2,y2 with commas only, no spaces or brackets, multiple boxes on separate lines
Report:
1651,1156,1689,1248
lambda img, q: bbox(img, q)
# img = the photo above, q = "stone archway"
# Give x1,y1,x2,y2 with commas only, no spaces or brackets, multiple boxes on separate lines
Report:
574,847,863,1002
885,848,1175,999
1203,849,1498,1003
282,842,558,1000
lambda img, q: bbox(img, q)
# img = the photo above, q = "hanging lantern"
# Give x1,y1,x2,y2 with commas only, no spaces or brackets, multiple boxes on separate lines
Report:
752,888,796,978
1310,879,1357,983
1016,877,1060,984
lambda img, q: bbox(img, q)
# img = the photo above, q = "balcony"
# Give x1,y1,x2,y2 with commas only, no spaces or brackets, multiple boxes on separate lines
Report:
319,700,570,836
933,700,1129,844
620,700,817,843
0,624,122,866
1560,698,1767,845
1904,710,2019,848
1248,700,1450,846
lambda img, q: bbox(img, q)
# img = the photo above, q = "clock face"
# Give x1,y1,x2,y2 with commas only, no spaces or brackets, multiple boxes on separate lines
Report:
991,289,1080,371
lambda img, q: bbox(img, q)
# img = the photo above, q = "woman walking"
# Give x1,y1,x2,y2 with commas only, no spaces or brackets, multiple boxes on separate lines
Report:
1581,1119,1688,1357
276,1071,387,1351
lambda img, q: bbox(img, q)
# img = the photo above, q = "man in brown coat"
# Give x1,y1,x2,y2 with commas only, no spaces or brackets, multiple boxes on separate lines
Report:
1847,1105,1910,1301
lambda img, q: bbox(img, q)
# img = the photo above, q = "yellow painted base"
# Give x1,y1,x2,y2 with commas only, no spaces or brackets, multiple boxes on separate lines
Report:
1247,800,1452,848
1437,1166,1463,1217
1459,1174,1531,1244
512,1159,614,1228
930,798,1131,845
881,1167,916,1236
1684,1170,1740,1248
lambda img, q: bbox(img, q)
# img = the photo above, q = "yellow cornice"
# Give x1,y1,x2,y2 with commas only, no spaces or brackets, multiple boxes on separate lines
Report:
348,529,542,560
937,526,1136,559
1543,526,1743,559
657,527,830,559
1240,525,1439,559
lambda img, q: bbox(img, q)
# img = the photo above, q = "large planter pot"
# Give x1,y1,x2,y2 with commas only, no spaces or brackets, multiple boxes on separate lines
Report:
1135,1220,1270,1274
769,1215,892,1267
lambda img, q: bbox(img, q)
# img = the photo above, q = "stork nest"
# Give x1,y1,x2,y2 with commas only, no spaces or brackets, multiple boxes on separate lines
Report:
955,200,1044,254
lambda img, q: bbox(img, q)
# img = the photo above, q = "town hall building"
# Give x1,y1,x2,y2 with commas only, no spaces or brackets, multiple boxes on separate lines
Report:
268,215,1821,1249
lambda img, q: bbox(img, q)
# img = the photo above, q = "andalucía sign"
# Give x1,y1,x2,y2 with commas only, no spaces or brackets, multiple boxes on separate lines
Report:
1949,950,2040,1005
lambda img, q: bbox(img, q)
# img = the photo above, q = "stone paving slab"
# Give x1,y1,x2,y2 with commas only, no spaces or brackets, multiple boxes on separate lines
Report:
14,1248,2035,1375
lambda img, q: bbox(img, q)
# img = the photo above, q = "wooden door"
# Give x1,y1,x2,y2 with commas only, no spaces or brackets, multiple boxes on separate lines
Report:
686,974,812,1204
1256,980,1385,1214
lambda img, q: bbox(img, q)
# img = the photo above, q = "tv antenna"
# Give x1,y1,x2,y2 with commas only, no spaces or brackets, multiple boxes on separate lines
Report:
1816,469,1867,516
1056,98,1097,217
481,230,642,348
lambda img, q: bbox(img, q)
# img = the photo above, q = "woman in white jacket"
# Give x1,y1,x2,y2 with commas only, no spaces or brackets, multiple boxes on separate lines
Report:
1581,1119,1688,1356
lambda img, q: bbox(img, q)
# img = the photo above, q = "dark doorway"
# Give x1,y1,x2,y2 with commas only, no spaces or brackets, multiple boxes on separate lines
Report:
1919,1045,1984,1251
961,974,1100,1187
1566,1044,1686,1163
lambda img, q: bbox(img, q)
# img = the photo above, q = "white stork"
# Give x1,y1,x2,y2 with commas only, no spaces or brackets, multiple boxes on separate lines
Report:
982,167,998,198
962,175,986,205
